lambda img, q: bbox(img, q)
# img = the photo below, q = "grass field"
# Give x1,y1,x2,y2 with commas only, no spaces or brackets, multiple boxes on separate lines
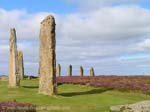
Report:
0,79,150,112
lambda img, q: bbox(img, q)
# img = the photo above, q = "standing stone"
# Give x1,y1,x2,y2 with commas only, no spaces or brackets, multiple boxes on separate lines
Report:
80,66,84,76
39,15,57,96
68,64,72,76
90,67,95,76
56,64,61,77
8,28,20,87
18,51,24,80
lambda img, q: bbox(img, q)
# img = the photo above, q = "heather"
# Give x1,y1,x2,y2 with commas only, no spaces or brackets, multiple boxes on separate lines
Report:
57,76,150,94
0,100,36,112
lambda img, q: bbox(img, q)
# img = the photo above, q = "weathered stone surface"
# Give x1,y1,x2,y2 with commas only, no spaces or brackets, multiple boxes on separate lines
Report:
39,15,57,96
8,28,20,87
18,51,24,80
110,101,150,112
56,64,61,77
80,66,84,76
68,64,72,76
90,67,95,76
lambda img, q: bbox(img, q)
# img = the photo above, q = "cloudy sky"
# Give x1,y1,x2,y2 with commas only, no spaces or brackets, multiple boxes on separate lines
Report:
0,0,150,76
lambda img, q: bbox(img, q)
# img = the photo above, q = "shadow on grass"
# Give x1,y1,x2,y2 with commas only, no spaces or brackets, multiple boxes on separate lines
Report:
59,88,112,97
22,86,39,89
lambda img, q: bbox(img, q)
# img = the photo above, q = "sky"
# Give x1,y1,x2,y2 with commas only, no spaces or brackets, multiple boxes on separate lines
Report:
0,0,150,76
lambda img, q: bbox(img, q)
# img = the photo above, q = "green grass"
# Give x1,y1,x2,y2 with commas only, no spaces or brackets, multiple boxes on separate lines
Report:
0,79,150,112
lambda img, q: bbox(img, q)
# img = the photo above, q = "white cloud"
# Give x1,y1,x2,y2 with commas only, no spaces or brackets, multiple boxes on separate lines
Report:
0,9,56,39
65,0,141,12
60,6,150,41
134,39,150,51
1,5,150,75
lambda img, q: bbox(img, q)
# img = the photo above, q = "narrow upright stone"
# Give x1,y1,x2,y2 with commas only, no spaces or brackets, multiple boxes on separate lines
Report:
39,15,57,96
80,66,84,76
18,51,24,80
56,64,61,77
90,67,95,76
8,28,20,87
68,64,72,76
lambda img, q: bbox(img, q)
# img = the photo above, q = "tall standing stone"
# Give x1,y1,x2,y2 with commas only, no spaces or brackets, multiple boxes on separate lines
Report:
18,51,24,80
39,15,57,96
56,64,61,77
8,28,20,87
90,67,95,76
80,66,84,76
68,64,72,76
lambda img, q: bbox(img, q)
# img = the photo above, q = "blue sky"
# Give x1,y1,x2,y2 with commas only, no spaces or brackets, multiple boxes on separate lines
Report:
0,0,76,13
0,0,150,13
0,0,150,76
139,1,150,9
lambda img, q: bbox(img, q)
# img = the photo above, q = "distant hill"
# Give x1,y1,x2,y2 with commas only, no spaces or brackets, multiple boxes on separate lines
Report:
0,75,8,80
